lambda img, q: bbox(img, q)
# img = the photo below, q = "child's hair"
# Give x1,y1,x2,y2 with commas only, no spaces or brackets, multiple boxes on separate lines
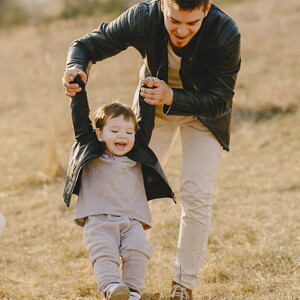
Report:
95,102,139,132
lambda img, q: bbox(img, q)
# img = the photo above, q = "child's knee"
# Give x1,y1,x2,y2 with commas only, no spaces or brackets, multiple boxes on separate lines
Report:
121,221,153,258
122,245,152,261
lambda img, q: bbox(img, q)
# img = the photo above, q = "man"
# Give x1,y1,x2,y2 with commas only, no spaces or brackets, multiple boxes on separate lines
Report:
63,0,241,299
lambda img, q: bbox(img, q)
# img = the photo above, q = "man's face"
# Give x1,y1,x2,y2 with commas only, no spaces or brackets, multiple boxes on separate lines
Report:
96,115,136,156
161,0,211,49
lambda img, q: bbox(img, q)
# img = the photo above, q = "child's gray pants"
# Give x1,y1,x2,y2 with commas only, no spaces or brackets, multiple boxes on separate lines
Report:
83,215,153,294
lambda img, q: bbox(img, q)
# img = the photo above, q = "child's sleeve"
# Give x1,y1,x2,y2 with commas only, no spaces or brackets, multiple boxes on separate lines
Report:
135,86,156,146
69,76,94,142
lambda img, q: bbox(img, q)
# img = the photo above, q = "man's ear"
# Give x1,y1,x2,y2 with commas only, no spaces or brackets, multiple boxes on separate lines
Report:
161,0,165,13
204,1,212,17
95,128,103,142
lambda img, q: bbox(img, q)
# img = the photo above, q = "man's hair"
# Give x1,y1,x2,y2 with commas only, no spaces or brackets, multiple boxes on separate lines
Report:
95,102,139,132
169,0,210,11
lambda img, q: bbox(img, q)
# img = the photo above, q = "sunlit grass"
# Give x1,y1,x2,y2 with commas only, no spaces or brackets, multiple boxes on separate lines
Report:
0,0,299,299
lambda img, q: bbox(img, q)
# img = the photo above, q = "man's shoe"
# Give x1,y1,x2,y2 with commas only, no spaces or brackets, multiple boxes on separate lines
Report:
170,281,192,300
105,283,130,300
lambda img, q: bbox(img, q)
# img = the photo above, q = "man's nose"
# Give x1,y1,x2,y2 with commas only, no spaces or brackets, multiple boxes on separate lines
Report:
176,25,188,36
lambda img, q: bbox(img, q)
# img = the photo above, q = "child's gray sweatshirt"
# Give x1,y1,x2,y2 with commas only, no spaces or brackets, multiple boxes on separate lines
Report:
74,153,151,228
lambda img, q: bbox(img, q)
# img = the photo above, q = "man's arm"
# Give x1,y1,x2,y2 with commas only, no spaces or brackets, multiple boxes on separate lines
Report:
140,23,241,118
165,31,241,118
63,2,151,97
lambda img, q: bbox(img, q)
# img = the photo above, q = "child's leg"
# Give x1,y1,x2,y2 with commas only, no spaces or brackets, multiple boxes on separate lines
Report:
121,249,149,294
84,215,124,293
120,220,153,295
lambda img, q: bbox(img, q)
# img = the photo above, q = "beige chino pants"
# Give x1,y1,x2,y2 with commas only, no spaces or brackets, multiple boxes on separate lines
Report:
149,106,222,289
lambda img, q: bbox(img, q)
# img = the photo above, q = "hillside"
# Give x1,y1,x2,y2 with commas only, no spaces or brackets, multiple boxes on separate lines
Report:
0,0,299,299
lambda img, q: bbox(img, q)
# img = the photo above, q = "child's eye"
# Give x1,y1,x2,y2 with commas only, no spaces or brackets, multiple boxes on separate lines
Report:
127,132,133,135
111,130,118,133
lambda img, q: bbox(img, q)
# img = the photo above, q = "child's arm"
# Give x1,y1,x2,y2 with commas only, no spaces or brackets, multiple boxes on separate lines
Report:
135,85,156,146
69,76,94,142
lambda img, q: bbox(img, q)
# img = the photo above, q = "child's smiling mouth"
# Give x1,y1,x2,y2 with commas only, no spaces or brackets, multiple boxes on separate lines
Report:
115,142,127,148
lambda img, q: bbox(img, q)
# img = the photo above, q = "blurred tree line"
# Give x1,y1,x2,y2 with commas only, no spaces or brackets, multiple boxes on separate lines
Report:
0,0,237,28
0,0,138,27
0,0,26,27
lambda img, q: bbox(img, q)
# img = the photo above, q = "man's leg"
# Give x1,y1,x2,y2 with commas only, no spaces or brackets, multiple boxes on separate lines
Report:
149,108,179,167
173,125,222,290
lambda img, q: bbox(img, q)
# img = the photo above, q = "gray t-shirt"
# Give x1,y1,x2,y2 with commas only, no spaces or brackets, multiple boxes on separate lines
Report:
74,153,151,228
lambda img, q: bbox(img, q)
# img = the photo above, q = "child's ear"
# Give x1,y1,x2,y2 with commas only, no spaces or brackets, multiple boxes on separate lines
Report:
95,128,103,142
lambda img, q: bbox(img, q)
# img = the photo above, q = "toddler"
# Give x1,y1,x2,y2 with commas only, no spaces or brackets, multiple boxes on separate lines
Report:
63,76,175,300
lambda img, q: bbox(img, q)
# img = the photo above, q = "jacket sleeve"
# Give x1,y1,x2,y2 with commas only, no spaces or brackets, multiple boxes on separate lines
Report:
66,3,150,74
163,21,241,118
134,86,156,146
69,76,94,143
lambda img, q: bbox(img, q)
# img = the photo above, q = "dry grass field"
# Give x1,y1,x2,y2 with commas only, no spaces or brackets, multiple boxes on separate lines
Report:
0,0,299,299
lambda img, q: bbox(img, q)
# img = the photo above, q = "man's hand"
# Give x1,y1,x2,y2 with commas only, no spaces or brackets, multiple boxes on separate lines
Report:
62,68,87,97
140,77,173,106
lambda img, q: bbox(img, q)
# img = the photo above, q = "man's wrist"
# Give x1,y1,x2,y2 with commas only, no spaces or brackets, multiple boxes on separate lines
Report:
166,88,174,106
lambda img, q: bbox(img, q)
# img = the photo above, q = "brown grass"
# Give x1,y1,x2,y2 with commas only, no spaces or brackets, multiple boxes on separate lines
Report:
0,0,299,299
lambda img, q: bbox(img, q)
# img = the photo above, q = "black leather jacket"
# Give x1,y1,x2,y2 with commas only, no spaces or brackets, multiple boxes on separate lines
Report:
63,78,175,207
66,0,241,150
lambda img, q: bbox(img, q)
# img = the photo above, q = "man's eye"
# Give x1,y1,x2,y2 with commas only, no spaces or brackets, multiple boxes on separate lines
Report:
170,18,178,23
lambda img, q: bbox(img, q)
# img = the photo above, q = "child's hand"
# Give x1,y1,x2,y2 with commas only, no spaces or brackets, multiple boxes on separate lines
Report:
62,68,87,97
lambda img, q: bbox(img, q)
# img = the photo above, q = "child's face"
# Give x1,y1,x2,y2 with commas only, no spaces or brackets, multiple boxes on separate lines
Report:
96,115,136,156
